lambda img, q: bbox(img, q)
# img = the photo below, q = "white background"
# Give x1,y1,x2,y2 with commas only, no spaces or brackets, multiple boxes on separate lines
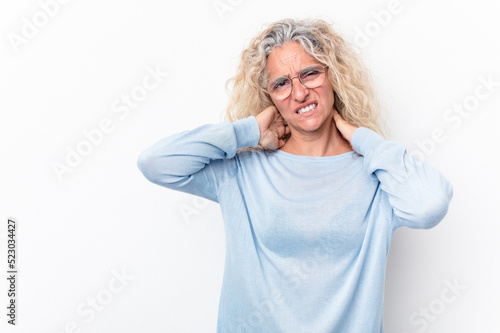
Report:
1,0,499,332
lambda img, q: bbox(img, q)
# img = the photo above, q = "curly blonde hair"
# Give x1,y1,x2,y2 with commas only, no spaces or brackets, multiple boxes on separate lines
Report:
225,18,385,138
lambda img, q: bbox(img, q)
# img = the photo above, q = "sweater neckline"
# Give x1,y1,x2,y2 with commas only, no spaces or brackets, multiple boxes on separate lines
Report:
271,148,356,162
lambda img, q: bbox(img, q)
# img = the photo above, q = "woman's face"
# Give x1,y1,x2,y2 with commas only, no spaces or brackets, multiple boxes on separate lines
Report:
266,41,335,135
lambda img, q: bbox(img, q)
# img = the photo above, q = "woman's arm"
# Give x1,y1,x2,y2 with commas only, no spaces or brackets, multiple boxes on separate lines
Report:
333,110,453,229
137,106,289,202
137,116,260,202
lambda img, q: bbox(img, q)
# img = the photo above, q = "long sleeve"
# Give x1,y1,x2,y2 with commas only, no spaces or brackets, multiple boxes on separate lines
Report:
351,127,453,230
137,116,260,202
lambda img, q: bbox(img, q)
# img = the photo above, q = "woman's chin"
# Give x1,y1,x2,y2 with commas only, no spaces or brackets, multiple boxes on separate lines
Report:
293,117,332,133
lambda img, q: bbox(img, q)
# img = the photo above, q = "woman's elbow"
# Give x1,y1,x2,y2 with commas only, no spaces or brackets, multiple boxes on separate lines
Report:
418,197,452,229
136,149,188,188
407,183,454,229
137,149,159,183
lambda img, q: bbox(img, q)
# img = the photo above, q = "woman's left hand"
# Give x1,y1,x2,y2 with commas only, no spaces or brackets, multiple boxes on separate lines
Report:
332,109,358,144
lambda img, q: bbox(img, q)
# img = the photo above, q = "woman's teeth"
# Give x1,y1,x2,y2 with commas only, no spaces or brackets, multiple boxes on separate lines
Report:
297,103,317,114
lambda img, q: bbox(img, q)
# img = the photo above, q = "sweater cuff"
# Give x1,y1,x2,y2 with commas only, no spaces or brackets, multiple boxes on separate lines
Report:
351,127,384,156
233,116,260,149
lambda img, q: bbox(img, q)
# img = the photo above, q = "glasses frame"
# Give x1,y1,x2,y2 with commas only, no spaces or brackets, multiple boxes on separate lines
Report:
263,64,329,101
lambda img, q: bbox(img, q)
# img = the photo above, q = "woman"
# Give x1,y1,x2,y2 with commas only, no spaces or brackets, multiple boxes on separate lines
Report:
137,18,453,333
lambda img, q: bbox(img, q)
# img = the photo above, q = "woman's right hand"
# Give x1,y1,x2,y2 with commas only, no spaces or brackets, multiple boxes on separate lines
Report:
255,106,290,150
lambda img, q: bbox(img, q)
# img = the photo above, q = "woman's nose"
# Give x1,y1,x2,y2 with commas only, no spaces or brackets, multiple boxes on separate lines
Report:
291,77,309,101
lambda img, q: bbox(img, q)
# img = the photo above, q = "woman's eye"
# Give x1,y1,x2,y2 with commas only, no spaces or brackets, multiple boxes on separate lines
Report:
303,70,320,78
273,79,289,90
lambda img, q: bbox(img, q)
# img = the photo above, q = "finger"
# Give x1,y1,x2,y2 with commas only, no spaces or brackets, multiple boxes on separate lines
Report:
284,125,291,135
276,110,285,122
278,139,286,149
332,110,345,125
270,105,278,114
332,108,340,120
277,122,290,135
263,105,277,120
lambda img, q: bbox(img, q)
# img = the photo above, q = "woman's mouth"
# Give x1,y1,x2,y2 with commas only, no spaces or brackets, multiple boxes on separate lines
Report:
296,103,318,115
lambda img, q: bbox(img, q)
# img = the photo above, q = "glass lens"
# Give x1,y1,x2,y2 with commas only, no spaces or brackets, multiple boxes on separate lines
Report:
300,65,326,88
266,65,326,100
267,76,291,99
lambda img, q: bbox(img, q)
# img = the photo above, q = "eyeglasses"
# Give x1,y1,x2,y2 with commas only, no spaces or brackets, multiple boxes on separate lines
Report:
264,64,328,100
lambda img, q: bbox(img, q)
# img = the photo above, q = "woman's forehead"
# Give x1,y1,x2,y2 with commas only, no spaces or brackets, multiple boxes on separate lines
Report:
267,42,316,77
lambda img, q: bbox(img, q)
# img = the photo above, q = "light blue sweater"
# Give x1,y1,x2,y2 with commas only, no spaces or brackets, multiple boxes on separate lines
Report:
137,116,453,333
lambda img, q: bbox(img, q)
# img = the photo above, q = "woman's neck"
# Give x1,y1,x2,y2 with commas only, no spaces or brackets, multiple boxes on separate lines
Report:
280,119,352,156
